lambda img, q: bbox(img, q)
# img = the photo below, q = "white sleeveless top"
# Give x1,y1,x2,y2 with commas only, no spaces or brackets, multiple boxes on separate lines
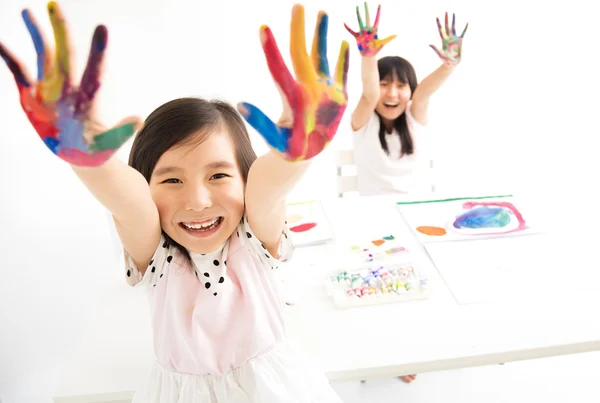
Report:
352,101,432,196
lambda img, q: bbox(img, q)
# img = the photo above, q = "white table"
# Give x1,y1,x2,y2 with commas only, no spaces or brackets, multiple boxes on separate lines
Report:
53,195,600,403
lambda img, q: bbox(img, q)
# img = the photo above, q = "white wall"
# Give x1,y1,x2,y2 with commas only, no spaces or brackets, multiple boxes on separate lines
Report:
0,0,598,401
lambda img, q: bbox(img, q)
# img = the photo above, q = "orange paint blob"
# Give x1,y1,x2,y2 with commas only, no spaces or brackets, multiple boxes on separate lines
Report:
371,239,385,247
416,226,447,236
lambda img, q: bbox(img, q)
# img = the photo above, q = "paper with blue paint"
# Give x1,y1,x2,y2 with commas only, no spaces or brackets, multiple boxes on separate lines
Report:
396,195,546,244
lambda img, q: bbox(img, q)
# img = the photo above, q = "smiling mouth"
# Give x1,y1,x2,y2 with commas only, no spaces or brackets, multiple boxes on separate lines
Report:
383,102,399,107
179,217,223,232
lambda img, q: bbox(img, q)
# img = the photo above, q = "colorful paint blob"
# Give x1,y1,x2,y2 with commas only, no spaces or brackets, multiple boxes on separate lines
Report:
453,206,510,230
451,201,528,235
416,201,528,237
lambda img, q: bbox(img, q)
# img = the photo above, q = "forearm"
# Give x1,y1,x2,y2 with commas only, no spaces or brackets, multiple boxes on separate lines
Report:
71,157,156,227
245,150,311,250
246,150,311,210
414,63,457,100
361,56,380,102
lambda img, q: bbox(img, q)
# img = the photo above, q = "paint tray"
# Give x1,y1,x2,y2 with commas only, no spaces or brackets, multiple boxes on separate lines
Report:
324,261,430,309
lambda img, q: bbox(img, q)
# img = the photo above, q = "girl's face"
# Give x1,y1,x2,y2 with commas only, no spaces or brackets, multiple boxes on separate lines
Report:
149,130,245,254
375,73,412,123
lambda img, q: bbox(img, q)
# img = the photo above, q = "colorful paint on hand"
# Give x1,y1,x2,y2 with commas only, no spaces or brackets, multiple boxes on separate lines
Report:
416,201,527,237
344,3,396,57
429,12,468,66
238,5,349,162
0,2,135,167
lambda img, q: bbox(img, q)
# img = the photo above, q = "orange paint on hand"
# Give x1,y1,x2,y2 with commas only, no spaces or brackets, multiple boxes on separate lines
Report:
416,226,447,236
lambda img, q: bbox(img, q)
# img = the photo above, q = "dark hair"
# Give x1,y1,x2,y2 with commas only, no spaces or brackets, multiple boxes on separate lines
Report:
128,97,257,259
376,56,418,157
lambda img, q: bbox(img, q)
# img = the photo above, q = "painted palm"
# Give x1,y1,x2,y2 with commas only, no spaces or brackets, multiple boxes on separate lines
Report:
430,12,468,66
238,5,350,161
344,3,396,57
0,2,136,167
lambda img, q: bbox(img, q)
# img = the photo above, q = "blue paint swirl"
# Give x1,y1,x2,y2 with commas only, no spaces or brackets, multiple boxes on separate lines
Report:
453,206,511,229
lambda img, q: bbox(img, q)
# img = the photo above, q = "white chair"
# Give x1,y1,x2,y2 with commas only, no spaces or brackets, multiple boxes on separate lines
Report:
335,148,437,196
335,149,359,197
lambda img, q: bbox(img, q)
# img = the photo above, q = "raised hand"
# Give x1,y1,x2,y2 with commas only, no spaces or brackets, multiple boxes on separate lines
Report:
344,3,396,57
237,5,349,162
429,12,468,66
0,2,139,167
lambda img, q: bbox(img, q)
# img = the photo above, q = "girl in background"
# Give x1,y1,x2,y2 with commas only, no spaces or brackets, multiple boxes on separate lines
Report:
345,2,468,383
345,3,468,197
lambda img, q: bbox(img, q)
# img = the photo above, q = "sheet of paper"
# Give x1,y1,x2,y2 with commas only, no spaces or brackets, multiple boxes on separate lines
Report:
424,233,600,305
397,195,546,244
286,200,335,247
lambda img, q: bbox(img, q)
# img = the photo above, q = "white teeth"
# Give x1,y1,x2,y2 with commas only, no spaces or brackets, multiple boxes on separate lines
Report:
384,103,399,107
182,218,220,230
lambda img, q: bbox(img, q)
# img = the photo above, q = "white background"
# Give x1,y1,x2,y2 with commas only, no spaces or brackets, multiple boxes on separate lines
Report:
0,0,598,401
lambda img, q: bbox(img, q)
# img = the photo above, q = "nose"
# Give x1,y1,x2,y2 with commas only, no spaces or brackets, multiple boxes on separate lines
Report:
388,86,400,98
185,184,212,211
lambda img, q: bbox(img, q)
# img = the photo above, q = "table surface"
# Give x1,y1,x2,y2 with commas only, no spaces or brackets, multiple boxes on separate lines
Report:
53,195,600,403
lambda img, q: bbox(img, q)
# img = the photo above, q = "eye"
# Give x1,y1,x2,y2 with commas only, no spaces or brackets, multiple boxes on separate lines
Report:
380,82,389,87
210,173,229,180
161,178,181,184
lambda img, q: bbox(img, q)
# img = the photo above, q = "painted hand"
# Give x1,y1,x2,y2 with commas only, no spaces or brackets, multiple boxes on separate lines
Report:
0,2,139,167
344,3,396,57
429,12,468,66
237,5,349,162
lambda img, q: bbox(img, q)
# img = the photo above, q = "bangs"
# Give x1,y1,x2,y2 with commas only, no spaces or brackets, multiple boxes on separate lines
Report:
377,56,417,86
380,68,409,83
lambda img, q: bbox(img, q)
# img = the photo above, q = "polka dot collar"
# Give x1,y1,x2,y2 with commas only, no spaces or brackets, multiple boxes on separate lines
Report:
189,242,229,297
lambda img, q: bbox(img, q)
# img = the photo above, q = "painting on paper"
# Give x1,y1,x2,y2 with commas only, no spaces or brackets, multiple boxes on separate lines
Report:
286,200,334,247
396,195,543,243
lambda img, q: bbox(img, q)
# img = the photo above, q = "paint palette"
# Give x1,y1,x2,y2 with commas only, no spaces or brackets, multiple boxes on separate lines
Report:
286,200,334,247
325,262,430,308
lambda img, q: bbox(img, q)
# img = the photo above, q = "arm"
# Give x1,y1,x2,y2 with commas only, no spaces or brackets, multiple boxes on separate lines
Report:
413,12,468,125
238,6,350,257
245,152,310,256
351,56,380,131
72,158,161,273
0,4,160,272
345,4,396,131
410,63,457,125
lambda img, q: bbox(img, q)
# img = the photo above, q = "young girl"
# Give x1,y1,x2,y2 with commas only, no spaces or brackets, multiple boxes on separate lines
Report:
345,3,468,196
0,2,349,402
